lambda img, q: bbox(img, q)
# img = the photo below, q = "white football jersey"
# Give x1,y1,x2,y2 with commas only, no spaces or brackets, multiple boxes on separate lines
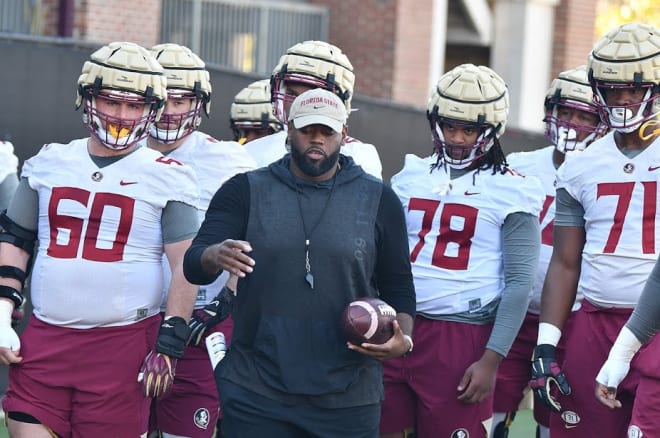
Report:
244,129,383,179
0,141,19,183
244,130,287,168
153,131,257,307
341,136,382,180
392,154,544,315
507,146,558,313
558,133,660,307
23,139,198,328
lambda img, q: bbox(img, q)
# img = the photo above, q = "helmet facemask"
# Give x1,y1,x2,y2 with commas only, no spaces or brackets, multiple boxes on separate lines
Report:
149,89,204,144
82,89,158,150
592,81,658,133
544,100,607,153
430,115,496,170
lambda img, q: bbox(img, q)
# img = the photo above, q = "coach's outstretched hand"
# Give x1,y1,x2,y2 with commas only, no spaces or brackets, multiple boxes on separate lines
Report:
139,316,191,398
530,344,571,412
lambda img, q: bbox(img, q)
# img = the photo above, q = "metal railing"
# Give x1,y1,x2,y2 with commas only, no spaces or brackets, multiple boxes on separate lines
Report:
0,0,39,34
160,0,329,74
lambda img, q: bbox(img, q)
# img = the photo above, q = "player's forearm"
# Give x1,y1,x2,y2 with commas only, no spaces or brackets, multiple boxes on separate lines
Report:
164,266,197,321
539,262,579,331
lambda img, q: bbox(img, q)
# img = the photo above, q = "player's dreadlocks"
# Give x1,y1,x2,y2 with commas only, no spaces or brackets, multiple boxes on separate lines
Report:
430,136,509,175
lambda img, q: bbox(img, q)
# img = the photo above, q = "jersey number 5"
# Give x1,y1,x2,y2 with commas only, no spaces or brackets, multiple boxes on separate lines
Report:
408,198,478,270
47,187,135,262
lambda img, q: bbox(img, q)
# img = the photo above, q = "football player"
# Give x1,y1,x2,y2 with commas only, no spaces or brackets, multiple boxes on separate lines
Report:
144,43,257,438
0,41,200,437
244,40,383,179
0,140,18,211
230,79,283,145
380,63,544,437
530,22,660,437
492,65,607,438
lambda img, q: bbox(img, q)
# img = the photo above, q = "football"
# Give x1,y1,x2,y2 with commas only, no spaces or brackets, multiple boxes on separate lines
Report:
340,297,396,345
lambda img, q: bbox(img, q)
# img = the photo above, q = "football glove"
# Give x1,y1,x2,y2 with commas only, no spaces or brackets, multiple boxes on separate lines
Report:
139,316,191,398
187,285,234,346
11,305,24,329
530,344,571,412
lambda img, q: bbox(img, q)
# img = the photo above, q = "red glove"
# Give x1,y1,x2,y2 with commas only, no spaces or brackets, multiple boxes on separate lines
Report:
138,350,177,398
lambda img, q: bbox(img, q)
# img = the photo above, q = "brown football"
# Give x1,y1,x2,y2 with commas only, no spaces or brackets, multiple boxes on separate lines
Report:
340,297,396,345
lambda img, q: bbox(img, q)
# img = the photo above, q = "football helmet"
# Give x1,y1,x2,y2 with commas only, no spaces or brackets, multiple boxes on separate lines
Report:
588,22,660,133
427,63,509,169
271,40,355,123
544,65,607,153
230,79,283,143
149,43,212,144
77,41,166,150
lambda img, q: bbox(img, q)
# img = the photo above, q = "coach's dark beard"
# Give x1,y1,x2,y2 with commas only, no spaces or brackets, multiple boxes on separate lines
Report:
290,145,340,178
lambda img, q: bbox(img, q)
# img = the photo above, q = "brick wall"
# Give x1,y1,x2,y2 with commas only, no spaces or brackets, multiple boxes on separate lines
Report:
310,0,397,100
551,0,599,80
78,0,161,46
35,0,160,45
392,0,433,106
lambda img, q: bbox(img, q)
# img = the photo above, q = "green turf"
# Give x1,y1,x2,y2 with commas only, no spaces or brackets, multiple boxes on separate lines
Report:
509,408,538,437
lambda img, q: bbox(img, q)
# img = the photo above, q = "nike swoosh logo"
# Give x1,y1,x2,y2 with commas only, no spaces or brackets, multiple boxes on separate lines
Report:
313,105,324,109
120,180,138,186
564,424,578,429
464,191,480,196
649,165,660,171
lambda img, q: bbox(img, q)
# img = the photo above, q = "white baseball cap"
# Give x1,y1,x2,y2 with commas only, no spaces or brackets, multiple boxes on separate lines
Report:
288,88,347,133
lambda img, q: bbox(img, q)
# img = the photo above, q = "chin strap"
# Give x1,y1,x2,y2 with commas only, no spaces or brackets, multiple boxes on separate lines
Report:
639,119,660,141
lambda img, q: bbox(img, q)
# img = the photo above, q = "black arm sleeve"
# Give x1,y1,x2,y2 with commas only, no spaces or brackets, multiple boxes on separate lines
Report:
626,258,660,344
183,173,250,284
374,184,416,318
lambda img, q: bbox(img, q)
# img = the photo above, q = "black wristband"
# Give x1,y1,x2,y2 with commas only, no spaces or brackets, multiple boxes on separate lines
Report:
156,316,192,359
0,266,27,288
0,285,24,308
